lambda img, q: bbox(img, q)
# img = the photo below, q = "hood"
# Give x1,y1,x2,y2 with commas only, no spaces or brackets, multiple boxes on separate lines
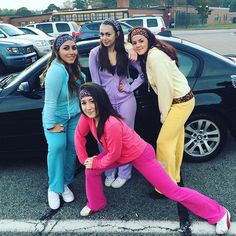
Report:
0,38,32,46
15,34,50,41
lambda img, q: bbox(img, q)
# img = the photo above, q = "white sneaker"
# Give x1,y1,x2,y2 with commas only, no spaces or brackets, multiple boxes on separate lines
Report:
111,177,127,188
61,185,74,203
104,172,115,187
216,209,231,234
48,188,60,210
80,205,92,217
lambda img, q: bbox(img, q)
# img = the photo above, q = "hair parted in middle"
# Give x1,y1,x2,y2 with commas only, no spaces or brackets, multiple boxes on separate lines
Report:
42,34,83,95
98,19,128,76
79,82,122,139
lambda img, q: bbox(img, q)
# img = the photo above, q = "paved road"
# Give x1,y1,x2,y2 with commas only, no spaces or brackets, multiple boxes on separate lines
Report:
172,29,236,56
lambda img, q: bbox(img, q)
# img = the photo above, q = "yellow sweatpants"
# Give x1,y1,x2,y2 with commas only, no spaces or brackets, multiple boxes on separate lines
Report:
156,97,195,183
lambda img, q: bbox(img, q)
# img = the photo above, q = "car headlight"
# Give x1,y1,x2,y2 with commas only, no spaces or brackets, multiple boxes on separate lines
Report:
34,40,49,47
7,47,21,54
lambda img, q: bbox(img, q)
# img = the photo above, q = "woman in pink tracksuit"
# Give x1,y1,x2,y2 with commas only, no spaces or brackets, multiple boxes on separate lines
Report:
74,82,230,235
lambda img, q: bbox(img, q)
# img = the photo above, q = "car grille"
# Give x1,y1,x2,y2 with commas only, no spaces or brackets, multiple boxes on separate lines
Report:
21,46,34,54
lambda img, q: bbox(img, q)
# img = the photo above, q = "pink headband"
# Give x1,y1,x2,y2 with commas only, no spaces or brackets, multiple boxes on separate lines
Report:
79,88,92,100
130,28,149,39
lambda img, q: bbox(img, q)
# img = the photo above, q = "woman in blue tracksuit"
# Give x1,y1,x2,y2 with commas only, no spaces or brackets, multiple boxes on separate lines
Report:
42,34,85,210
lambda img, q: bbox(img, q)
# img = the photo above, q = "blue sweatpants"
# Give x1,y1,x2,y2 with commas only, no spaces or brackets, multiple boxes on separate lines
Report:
43,114,80,193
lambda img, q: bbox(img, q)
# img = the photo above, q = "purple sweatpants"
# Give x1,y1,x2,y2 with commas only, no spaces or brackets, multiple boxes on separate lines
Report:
85,144,225,224
105,95,137,179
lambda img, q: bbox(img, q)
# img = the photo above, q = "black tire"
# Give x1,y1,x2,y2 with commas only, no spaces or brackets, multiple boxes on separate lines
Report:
184,113,227,162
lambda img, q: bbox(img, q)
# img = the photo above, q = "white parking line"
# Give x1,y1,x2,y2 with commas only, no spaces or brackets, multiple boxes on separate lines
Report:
0,219,235,234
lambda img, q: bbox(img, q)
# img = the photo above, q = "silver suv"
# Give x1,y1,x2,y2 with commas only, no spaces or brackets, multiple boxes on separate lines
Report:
118,16,166,34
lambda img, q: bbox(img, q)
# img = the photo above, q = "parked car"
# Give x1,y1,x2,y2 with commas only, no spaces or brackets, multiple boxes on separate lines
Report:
26,21,80,38
1,35,236,162
0,38,37,75
76,21,133,41
118,16,166,34
18,27,55,46
0,23,51,58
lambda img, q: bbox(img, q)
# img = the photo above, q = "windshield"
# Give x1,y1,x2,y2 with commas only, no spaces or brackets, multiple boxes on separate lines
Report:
2,54,50,89
0,24,24,36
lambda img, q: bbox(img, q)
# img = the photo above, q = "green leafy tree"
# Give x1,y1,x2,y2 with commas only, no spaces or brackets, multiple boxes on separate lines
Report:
195,1,212,24
15,7,33,16
99,0,116,8
230,0,236,11
43,4,60,13
73,0,90,9
0,9,16,16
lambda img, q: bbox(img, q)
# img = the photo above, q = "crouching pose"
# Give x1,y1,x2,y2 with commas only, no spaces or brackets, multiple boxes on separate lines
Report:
74,82,230,235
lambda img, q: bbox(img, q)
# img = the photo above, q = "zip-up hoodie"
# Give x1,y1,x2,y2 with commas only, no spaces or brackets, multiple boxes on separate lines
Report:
89,46,145,105
42,59,84,129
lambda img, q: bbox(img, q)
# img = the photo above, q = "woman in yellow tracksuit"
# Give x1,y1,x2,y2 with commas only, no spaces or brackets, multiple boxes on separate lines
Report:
128,27,195,198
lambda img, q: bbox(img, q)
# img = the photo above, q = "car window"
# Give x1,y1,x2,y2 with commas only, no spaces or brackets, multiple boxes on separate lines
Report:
147,19,158,27
125,19,143,27
86,23,100,31
36,24,53,34
177,51,198,77
121,24,131,34
56,23,70,32
20,28,36,35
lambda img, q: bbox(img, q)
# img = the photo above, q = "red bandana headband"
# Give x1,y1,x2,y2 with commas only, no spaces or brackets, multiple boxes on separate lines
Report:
130,28,149,39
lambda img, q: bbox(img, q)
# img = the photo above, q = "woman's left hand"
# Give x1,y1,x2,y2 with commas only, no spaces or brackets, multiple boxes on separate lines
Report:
84,156,96,168
128,48,138,61
119,82,125,92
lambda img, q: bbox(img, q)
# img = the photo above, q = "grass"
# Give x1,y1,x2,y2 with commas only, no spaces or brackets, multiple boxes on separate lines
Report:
174,23,236,30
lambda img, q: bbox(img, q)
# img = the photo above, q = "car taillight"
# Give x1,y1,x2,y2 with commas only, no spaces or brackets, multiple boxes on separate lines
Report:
72,32,83,37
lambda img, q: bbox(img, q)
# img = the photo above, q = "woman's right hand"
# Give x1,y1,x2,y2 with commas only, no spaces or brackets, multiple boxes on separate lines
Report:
48,123,65,133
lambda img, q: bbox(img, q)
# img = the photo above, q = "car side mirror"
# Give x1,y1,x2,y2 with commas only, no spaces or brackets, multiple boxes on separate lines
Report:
18,81,30,93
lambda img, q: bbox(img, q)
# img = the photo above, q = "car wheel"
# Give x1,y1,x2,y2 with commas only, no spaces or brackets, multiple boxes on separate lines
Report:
184,113,227,162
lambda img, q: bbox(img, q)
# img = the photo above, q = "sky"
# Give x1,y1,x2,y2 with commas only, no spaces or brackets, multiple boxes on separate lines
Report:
0,0,67,11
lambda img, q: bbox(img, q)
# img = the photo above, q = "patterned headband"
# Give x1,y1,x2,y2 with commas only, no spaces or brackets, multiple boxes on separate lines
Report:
54,34,75,51
103,19,121,31
130,27,149,40
79,88,92,100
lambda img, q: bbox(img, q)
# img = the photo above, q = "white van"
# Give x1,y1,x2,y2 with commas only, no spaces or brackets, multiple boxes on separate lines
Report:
118,16,166,34
26,21,79,38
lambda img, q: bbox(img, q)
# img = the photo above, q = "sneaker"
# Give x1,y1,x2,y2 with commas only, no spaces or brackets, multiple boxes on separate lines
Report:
104,172,115,187
48,188,60,210
61,185,74,203
80,205,93,217
111,177,127,188
216,209,231,235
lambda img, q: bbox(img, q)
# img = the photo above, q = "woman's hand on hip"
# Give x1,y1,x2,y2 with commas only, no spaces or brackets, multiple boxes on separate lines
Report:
48,123,65,133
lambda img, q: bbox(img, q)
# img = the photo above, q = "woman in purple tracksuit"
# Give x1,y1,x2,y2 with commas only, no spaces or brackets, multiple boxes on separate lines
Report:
89,19,145,188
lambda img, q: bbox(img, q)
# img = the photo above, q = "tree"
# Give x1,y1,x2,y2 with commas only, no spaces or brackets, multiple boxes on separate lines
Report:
43,4,60,13
230,0,236,11
73,0,90,9
195,0,212,24
15,7,33,16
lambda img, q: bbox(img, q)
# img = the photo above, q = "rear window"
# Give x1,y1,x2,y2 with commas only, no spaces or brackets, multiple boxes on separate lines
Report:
86,23,101,31
55,23,70,32
36,24,53,34
147,19,158,27
125,19,143,27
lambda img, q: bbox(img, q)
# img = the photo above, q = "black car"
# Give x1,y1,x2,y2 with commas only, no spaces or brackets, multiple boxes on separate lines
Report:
1,36,236,162
76,21,133,41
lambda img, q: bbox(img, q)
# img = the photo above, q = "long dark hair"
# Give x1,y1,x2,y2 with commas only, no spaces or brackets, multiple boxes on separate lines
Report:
79,82,122,139
42,34,83,95
98,20,128,76
128,27,179,73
